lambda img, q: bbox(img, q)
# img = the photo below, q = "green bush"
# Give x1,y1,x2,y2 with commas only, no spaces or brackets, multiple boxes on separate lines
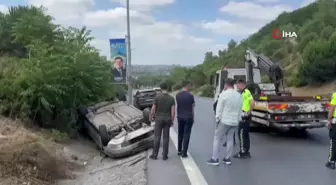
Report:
0,6,114,132
261,75,271,83
172,84,182,91
297,35,336,85
199,85,214,97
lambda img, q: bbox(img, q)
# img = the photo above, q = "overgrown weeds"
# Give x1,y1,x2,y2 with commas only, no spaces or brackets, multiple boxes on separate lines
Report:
0,5,115,133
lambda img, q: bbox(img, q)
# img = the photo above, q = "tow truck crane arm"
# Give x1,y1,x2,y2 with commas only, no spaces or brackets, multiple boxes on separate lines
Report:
245,48,283,94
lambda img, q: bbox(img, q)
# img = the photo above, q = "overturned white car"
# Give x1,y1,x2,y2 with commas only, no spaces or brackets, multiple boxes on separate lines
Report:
78,101,153,158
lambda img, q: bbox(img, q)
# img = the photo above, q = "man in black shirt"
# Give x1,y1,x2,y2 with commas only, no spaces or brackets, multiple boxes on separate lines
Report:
176,80,195,158
149,82,176,160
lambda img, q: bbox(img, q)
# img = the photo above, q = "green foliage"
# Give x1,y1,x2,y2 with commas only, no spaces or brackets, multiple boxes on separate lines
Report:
134,75,167,87
261,75,271,83
0,6,114,132
167,0,336,89
227,39,237,50
199,85,214,97
51,129,70,142
297,34,336,85
172,84,182,91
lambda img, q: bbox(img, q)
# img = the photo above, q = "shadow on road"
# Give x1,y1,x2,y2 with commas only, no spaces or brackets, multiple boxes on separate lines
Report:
251,126,328,140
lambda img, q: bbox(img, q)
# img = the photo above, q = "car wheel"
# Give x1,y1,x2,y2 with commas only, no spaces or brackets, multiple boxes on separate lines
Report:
143,108,151,125
99,125,109,146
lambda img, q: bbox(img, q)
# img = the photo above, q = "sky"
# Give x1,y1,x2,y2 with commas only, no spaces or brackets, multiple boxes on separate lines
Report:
0,0,316,65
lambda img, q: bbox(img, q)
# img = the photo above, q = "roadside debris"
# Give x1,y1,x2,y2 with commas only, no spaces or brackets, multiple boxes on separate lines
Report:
0,117,82,185
57,139,148,185
88,155,146,175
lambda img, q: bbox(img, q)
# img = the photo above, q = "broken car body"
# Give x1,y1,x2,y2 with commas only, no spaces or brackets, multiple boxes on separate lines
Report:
79,101,153,158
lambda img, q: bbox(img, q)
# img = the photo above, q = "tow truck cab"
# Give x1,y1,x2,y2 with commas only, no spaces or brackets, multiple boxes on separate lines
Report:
210,67,263,102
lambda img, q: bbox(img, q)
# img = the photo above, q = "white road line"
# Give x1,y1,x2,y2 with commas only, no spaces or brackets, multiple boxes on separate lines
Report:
169,128,208,185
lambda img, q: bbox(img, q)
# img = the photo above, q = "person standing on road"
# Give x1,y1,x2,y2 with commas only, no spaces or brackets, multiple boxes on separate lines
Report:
215,93,236,147
149,82,176,160
234,79,255,159
207,78,242,165
176,80,195,158
326,92,336,169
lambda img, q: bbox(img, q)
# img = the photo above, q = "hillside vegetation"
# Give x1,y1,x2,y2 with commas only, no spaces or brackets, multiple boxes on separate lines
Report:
0,6,114,132
166,0,336,95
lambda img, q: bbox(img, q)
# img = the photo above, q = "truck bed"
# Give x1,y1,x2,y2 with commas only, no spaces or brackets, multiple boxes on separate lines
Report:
254,95,330,113
251,95,330,129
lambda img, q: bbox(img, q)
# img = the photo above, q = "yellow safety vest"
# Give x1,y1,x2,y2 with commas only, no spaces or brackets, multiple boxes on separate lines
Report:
242,89,253,112
331,92,336,117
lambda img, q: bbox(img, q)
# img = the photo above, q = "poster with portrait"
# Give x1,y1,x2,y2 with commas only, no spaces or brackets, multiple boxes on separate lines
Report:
110,38,127,83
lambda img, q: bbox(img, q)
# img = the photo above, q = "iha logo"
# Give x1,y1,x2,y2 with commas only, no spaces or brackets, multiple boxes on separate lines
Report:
272,29,297,40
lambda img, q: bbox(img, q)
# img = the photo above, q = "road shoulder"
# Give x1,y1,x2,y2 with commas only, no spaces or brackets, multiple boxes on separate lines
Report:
147,141,191,185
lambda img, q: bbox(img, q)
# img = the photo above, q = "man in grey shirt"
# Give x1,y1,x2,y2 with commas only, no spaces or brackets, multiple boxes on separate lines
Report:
207,78,242,165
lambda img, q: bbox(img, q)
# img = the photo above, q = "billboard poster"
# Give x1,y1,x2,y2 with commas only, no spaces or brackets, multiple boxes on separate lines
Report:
110,38,126,83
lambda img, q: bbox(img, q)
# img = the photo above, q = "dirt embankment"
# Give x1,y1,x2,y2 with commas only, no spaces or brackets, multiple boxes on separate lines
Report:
0,117,148,185
288,83,336,97
0,117,82,185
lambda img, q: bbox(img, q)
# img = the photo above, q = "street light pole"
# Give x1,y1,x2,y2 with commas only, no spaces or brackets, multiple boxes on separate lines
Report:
126,0,132,104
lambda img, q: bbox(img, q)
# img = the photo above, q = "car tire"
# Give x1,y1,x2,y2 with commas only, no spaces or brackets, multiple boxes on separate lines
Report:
143,108,151,125
99,125,109,146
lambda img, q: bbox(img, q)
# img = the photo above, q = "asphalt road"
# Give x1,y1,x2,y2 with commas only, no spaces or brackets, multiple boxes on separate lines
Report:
147,143,191,185
171,96,335,185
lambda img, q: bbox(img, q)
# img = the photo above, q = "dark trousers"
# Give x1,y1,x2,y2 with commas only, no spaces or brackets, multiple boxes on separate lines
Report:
178,118,193,155
238,117,250,154
328,124,336,162
152,118,172,157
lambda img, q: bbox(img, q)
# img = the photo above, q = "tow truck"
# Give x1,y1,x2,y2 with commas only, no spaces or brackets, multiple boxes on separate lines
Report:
210,48,330,132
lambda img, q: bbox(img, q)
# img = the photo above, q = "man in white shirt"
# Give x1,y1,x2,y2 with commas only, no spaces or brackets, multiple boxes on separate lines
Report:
207,78,242,165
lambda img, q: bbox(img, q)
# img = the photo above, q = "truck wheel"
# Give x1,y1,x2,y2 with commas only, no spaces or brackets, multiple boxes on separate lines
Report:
249,122,260,132
143,108,151,125
287,128,308,137
290,128,307,133
99,125,109,146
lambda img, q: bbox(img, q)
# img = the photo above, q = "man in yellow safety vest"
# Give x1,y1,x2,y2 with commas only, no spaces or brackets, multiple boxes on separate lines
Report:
234,79,255,159
326,92,336,170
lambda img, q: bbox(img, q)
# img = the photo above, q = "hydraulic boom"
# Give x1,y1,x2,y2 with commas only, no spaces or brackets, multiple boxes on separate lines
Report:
245,48,283,94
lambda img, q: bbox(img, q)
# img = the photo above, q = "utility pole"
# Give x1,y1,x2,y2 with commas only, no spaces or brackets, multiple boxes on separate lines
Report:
126,0,132,104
